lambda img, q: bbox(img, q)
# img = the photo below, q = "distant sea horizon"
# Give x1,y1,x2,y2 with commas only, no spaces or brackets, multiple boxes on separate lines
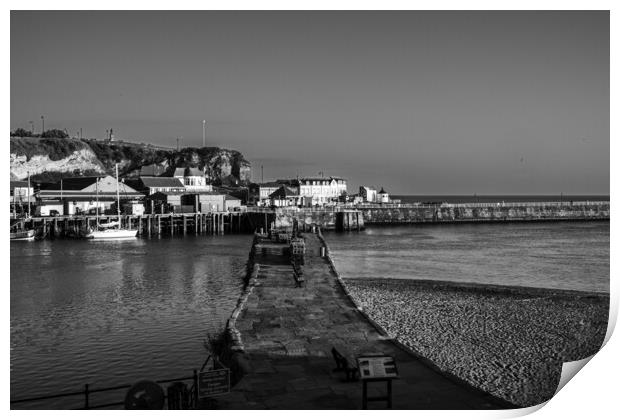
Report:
391,195,609,204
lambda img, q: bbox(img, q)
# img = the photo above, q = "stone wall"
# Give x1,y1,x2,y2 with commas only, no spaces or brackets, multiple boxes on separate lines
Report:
272,209,364,231
247,202,608,232
359,202,609,224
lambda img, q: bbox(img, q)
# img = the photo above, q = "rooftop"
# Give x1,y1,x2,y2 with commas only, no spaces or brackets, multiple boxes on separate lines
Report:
270,185,299,198
140,177,185,188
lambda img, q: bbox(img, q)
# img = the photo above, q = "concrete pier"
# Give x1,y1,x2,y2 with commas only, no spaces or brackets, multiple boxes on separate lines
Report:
216,234,515,409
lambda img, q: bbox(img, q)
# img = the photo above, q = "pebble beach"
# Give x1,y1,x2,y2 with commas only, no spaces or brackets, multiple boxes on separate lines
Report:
344,278,609,407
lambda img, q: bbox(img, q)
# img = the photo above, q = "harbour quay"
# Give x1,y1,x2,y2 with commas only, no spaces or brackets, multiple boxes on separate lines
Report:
213,230,517,409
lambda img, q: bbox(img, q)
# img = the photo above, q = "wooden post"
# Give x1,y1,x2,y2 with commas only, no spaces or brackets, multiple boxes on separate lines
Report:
183,215,187,235
157,215,161,235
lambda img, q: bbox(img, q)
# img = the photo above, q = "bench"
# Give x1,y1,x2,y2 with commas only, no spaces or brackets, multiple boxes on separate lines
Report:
331,347,358,381
293,271,305,287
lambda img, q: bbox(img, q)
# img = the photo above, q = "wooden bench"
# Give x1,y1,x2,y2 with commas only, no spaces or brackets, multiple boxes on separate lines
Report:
331,347,358,381
293,270,305,287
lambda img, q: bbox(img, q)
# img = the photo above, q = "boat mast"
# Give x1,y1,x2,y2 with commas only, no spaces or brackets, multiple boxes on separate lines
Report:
116,164,121,229
96,176,99,221
27,171,31,218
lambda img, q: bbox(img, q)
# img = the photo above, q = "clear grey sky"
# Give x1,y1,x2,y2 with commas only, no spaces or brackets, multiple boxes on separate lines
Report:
11,11,609,194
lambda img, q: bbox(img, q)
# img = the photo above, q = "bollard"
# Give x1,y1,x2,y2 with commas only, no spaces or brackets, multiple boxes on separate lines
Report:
320,247,326,258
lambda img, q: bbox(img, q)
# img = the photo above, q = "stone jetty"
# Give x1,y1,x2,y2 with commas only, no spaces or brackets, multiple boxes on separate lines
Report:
214,233,516,409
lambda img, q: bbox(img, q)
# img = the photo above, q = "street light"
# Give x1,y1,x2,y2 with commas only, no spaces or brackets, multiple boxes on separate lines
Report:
202,120,206,148
41,116,45,133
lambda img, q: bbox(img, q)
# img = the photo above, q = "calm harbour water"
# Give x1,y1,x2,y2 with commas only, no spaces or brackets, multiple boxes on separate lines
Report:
10,221,610,408
10,234,252,408
324,221,609,294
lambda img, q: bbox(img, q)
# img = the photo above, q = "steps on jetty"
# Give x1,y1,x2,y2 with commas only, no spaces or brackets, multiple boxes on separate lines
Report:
213,234,515,409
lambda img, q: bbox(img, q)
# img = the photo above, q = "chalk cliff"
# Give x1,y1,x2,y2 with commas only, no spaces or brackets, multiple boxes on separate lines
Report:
10,137,252,185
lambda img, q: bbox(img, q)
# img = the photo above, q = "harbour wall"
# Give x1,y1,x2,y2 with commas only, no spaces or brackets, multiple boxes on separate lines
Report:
262,201,609,232
358,201,609,225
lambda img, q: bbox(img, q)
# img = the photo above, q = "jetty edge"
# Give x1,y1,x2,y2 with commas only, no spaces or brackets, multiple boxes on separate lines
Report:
212,229,517,409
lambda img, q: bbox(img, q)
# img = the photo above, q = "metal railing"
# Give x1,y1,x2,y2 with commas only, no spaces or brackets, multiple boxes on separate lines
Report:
10,371,198,410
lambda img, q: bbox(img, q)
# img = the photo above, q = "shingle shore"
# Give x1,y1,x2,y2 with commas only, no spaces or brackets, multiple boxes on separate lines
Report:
345,277,609,407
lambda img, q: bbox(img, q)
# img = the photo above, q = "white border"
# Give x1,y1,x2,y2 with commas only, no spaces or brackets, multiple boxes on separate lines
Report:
4,2,616,420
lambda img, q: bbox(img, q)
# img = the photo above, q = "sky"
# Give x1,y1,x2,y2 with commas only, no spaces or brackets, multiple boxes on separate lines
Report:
10,11,609,195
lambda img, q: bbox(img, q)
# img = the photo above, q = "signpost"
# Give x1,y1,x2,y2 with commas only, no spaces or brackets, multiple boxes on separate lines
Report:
357,354,399,409
198,368,230,399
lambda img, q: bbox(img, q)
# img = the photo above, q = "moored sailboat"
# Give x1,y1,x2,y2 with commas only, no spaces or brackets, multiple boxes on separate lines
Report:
86,164,138,240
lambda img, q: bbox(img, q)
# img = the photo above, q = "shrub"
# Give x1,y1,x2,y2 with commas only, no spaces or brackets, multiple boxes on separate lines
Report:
40,129,68,139
11,128,34,137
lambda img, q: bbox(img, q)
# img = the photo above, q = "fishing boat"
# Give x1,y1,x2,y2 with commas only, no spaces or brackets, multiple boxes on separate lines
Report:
10,227,35,241
86,164,138,240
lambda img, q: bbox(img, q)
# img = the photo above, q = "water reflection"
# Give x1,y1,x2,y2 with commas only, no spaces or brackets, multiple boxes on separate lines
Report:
10,234,252,408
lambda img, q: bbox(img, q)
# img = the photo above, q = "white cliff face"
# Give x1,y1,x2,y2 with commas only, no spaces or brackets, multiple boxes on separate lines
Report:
10,149,105,180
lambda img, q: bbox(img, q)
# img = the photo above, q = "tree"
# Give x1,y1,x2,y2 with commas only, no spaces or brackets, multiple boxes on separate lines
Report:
40,129,68,139
11,128,34,137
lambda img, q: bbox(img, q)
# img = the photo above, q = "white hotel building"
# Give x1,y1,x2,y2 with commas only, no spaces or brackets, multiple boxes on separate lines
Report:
294,177,347,206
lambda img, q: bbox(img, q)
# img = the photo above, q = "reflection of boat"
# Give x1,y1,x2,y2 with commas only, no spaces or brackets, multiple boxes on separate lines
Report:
10,228,35,241
86,164,137,240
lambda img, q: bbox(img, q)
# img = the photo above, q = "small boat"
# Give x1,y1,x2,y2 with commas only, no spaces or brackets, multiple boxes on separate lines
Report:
86,164,138,241
85,227,138,240
10,228,35,241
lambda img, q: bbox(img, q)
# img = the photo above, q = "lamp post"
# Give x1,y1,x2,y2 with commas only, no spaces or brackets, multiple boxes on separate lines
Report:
41,116,45,134
202,120,206,148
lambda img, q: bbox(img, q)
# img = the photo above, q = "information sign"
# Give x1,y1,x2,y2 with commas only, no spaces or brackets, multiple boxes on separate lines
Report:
357,355,399,379
198,368,230,398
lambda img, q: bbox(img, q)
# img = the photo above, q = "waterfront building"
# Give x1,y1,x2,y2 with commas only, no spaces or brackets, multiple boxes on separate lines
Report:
173,167,213,192
126,176,185,195
224,195,242,211
359,186,378,203
198,192,228,212
296,176,347,206
254,182,283,206
146,191,186,213
269,185,303,207
38,175,144,215
35,200,64,216
272,176,347,207
377,187,390,203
